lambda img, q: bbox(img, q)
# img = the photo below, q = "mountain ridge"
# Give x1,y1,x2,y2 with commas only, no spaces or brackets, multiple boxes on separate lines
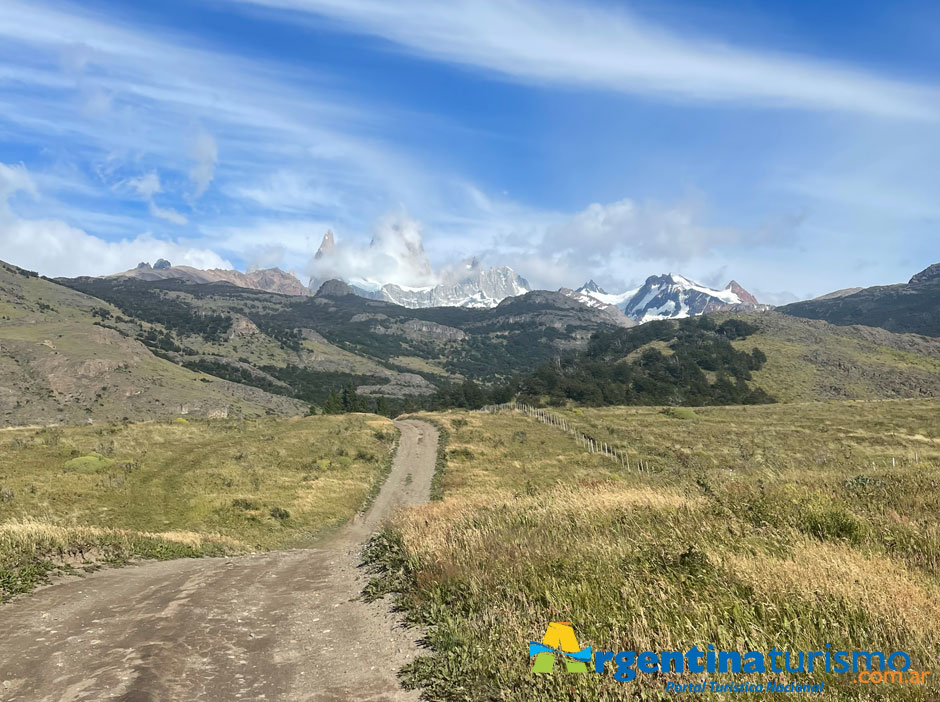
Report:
781,263,940,337
111,261,310,296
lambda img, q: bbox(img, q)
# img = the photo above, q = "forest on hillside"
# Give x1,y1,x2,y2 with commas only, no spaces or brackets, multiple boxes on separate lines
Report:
510,316,774,407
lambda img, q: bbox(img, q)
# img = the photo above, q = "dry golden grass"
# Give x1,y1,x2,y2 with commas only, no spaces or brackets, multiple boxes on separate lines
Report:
725,540,940,653
364,400,940,701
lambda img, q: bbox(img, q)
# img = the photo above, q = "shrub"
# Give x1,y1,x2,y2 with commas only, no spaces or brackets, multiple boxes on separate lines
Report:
661,407,697,420
63,453,114,474
448,447,475,461
231,498,261,511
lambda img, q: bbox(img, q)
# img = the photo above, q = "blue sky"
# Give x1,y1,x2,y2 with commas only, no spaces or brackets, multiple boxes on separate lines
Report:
0,0,937,301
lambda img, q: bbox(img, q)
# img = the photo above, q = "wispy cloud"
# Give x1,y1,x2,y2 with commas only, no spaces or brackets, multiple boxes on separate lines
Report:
124,172,188,225
0,0,424,240
231,0,940,120
189,126,218,200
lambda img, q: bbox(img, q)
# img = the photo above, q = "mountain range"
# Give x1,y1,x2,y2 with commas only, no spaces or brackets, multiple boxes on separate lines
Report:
89,249,940,335
2,256,939,426
565,273,768,323
115,243,767,323
347,265,531,309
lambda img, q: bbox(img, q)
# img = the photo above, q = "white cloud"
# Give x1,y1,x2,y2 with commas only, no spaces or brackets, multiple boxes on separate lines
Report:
0,162,37,201
307,211,435,288
148,201,188,225
246,244,286,271
232,0,940,120
127,172,162,199
0,162,226,277
124,172,188,225
230,170,343,212
189,126,218,199
546,196,736,262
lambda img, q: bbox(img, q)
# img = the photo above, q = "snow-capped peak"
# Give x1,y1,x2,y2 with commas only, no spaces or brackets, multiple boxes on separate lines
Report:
577,279,607,295
369,265,530,309
576,273,764,323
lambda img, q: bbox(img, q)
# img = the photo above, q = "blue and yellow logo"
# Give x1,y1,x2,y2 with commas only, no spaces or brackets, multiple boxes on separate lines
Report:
529,622,592,674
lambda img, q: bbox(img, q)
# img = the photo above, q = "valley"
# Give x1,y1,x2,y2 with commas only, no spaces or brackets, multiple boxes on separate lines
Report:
1,254,939,701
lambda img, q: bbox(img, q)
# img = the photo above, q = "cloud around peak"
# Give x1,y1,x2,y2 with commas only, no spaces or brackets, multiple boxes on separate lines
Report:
307,212,436,288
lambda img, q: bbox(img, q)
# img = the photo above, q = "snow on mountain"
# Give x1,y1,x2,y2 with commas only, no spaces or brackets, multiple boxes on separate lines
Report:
308,228,529,309
559,288,636,326
373,266,530,309
576,280,606,294
578,273,767,323
309,229,763,316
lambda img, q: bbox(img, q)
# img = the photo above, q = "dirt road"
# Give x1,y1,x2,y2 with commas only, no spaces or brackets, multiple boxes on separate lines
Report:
0,418,438,702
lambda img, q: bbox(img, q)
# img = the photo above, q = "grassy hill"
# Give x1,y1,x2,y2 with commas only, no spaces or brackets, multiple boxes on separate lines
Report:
780,263,940,337
722,311,940,402
366,400,940,700
0,413,397,601
0,262,307,426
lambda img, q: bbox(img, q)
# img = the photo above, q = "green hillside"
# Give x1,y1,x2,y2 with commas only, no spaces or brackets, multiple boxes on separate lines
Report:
6,259,940,426
506,310,940,407
723,311,940,402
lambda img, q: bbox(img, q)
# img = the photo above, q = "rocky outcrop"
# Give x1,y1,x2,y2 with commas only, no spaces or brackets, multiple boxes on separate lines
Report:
782,263,940,337
110,262,309,296
314,279,357,297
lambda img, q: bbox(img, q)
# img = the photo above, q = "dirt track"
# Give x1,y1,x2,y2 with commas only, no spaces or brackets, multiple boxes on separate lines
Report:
0,418,437,702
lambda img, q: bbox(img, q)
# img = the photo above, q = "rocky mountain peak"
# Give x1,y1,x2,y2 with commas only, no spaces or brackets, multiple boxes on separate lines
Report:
577,279,607,294
910,263,940,286
315,230,335,260
726,280,760,306
314,279,357,297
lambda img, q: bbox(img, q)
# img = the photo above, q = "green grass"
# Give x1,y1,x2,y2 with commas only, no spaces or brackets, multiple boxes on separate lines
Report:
723,312,940,402
0,414,398,602
364,401,940,700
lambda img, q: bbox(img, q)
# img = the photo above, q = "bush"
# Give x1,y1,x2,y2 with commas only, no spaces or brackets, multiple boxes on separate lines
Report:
231,498,260,511
63,453,114,474
800,500,868,544
661,407,697,420
269,507,290,521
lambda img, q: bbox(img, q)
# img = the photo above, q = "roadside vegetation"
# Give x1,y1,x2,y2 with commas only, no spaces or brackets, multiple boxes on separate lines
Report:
364,400,940,700
0,414,397,602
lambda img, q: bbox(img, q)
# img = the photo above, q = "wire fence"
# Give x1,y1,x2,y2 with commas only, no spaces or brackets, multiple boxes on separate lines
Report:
479,402,652,473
